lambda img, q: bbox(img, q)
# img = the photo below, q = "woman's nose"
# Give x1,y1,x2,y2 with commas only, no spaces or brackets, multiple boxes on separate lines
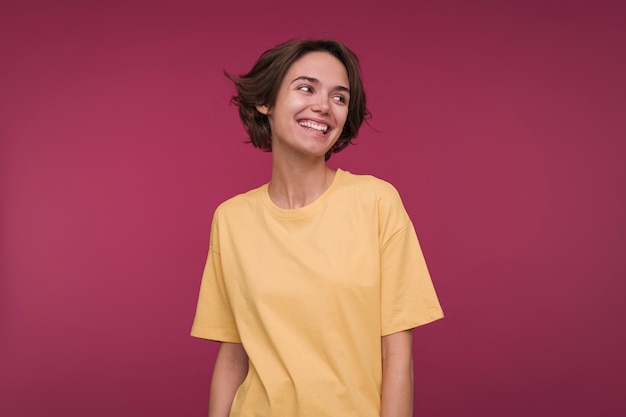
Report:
310,96,330,114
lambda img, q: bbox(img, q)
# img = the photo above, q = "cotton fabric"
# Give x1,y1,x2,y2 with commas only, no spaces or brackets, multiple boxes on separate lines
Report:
191,169,443,417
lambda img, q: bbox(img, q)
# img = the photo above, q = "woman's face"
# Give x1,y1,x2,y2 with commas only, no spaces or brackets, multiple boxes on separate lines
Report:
258,51,350,160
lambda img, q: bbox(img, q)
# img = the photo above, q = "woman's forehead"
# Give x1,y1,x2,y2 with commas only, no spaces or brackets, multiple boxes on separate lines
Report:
284,51,349,86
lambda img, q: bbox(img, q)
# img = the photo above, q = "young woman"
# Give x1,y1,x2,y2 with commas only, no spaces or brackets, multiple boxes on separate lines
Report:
191,38,444,417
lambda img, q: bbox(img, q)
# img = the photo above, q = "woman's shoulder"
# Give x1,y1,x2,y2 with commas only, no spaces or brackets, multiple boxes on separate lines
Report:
339,169,402,201
214,183,267,217
338,169,411,232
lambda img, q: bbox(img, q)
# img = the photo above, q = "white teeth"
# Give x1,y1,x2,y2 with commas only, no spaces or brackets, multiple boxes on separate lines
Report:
299,120,328,133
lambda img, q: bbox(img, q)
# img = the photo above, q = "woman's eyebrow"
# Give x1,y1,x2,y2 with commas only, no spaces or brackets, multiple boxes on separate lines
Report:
291,75,319,84
291,76,350,93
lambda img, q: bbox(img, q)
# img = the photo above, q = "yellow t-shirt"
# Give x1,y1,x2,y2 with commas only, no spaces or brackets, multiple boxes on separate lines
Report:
191,169,443,417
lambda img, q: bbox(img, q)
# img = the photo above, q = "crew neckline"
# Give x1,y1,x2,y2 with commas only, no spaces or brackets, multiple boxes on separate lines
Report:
262,168,347,219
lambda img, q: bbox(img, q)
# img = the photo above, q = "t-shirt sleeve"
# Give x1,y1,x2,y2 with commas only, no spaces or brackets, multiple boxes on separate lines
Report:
190,214,241,343
379,199,444,336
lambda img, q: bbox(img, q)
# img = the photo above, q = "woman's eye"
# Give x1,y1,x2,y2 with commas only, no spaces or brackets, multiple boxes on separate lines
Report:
333,95,347,104
298,85,312,93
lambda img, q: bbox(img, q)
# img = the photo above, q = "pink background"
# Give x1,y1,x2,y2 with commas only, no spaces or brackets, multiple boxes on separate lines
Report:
1,0,624,416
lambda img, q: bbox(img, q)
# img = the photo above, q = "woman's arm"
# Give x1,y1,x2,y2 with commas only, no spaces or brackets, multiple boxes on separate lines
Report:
208,342,249,417
380,329,414,417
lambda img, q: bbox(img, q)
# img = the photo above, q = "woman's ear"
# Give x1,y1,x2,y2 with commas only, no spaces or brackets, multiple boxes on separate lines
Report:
256,104,270,115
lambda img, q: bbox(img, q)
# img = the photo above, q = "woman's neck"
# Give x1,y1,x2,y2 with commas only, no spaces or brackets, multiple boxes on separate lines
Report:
268,156,336,210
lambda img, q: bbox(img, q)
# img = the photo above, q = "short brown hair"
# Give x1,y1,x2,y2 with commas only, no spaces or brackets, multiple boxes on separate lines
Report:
226,38,370,160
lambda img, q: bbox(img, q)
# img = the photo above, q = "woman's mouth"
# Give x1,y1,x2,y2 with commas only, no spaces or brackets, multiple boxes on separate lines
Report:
298,119,329,134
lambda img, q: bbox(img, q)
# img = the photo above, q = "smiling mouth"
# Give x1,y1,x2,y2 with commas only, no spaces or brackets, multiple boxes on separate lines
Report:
298,120,329,134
